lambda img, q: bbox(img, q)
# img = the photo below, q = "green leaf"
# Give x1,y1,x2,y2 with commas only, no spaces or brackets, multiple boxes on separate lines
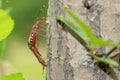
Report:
88,37,119,48
0,39,6,58
57,15,89,42
62,7,94,42
0,73,25,80
92,54,119,67
0,9,14,41
57,15,119,48
58,7,120,48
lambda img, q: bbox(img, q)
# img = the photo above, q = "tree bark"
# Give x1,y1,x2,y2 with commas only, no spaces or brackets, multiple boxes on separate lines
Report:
47,0,120,80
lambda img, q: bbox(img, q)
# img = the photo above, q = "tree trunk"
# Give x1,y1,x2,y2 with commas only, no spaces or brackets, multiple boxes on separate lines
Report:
47,0,120,80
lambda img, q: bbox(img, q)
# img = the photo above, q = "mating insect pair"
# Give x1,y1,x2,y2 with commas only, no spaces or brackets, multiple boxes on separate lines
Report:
28,20,47,67
28,19,120,67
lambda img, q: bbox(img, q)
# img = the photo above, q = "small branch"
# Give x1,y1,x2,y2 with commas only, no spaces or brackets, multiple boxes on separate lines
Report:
105,47,117,58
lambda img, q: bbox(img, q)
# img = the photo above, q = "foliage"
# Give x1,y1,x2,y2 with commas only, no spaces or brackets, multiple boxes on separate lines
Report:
92,54,119,67
0,9,14,58
0,73,24,80
0,9,14,41
57,7,119,67
0,0,48,80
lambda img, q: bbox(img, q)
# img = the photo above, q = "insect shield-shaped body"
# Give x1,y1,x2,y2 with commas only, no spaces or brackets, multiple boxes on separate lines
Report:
28,20,47,67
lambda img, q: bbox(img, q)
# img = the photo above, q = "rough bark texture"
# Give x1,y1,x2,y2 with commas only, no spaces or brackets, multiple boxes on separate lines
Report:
47,0,120,80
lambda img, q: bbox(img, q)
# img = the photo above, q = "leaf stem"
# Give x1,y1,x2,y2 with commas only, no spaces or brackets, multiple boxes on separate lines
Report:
105,47,117,57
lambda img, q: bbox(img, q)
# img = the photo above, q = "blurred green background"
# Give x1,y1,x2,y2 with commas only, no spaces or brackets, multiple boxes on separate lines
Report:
0,0,48,80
